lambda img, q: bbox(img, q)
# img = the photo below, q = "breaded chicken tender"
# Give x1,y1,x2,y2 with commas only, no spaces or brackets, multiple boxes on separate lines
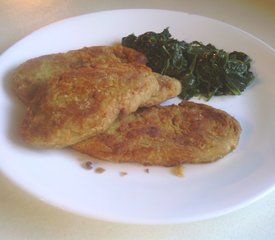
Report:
12,45,147,104
20,63,161,148
144,73,181,107
73,101,241,167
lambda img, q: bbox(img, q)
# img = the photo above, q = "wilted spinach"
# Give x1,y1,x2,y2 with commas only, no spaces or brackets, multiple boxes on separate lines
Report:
122,28,255,100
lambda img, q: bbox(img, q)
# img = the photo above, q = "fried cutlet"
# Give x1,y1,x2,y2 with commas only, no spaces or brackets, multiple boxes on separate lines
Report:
143,73,181,107
72,101,241,167
12,45,147,104
20,63,161,148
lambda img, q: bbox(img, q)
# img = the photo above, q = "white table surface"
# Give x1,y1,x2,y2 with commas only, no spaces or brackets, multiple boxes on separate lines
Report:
1,0,275,239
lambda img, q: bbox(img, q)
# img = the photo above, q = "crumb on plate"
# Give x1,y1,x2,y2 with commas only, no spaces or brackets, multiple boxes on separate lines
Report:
95,167,105,174
171,165,184,177
119,171,127,177
83,160,93,170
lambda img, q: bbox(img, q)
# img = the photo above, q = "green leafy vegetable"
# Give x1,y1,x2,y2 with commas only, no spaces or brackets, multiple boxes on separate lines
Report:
122,28,255,100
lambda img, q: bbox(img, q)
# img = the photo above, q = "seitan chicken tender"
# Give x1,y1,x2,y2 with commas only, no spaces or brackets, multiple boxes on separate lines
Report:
12,45,148,104
72,101,241,167
144,73,181,107
20,63,161,148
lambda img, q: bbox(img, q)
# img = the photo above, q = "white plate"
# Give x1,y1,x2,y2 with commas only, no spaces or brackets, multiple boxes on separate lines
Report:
1,9,275,224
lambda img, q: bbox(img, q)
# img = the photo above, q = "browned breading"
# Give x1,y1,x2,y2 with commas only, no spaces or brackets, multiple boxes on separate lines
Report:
20,63,161,148
143,73,181,107
72,101,241,167
12,45,147,104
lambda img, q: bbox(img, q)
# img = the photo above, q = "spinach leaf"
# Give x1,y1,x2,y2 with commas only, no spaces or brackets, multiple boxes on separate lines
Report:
122,28,255,100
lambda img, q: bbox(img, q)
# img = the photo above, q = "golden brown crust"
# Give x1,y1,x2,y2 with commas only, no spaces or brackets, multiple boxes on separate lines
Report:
142,73,181,107
72,101,241,167
12,45,147,104
20,63,160,148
